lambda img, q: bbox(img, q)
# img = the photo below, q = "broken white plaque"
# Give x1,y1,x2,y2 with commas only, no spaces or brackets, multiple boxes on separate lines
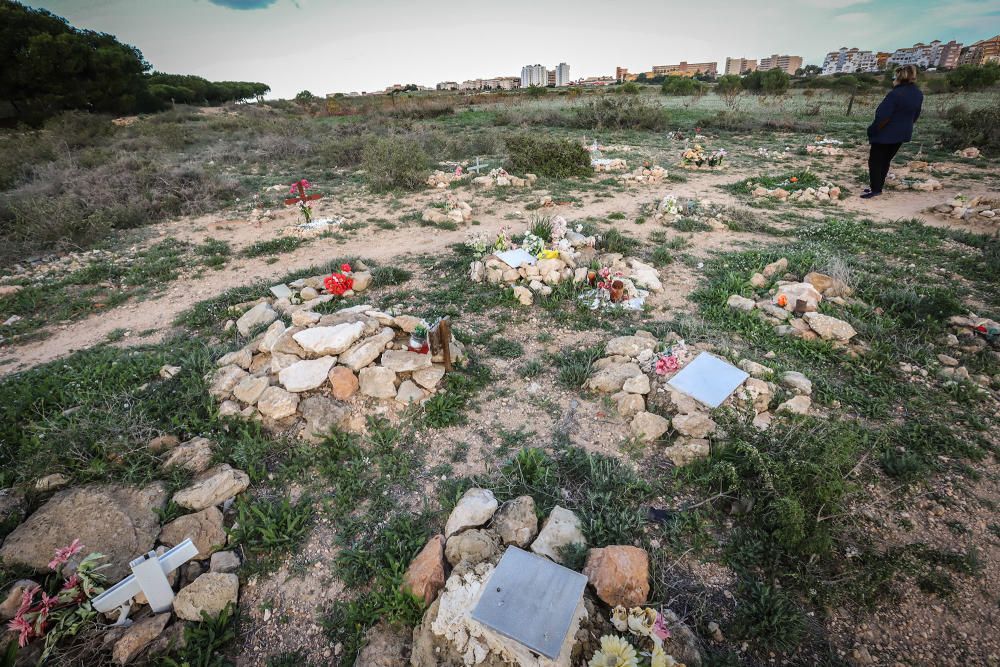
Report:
471,547,587,659
297,217,342,230
269,284,292,299
667,351,749,408
494,249,537,269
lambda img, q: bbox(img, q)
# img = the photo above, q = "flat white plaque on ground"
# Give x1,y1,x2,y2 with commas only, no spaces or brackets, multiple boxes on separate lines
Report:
667,351,749,408
471,546,587,659
494,249,537,268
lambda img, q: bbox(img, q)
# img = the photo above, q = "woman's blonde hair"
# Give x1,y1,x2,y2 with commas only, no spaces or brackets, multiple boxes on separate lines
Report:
894,65,918,86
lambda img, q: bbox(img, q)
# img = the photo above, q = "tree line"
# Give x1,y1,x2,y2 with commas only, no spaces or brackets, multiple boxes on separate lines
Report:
0,0,270,125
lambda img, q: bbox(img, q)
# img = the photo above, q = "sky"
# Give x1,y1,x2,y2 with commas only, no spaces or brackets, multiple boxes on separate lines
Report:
26,0,1000,98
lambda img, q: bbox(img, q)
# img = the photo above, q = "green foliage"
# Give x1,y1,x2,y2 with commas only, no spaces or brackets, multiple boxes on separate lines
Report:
598,228,639,254
730,581,806,651
160,603,237,667
570,95,668,130
524,85,547,97
147,72,268,106
488,338,524,358
362,136,429,191
743,68,791,95
423,360,492,428
528,215,553,242
554,344,604,388
944,104,1000,151
228,497,313,567
661,77,705,96
505,135,591,178
715,74,743,96
370,265,412,287
241,237,306,257
946,63,1000,91
616,82,641,95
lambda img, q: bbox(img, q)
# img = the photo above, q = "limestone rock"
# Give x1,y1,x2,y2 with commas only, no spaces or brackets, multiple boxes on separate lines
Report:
445,529,499,568
775,282,822,312
256,386,299,420
803,272,833,293
664,439,711,466
445,488,498,538
209,550,241,573
727,295,756,312
762,258,788,278
491,496,538,548
396,379,427,404
0,484,166,580
631,411,670,442
209,365,248,399
172,465,249,511
582,546,649,608
672,412,716,439
328,366,360,400
339,328,395,371
355,622,412,667
803,312,857,342
401,536,447,606
777,395,812,416
173,573,239,622
587,362,642,393
236,303,277,337
160,506,225,560
257,320,286,353
513,286,533,305
359,366,398,399
749,273,767,288
232,376,269,405
628,259,662,291
279,356,337,392
161,437,213,474
412,365,446,390
352,271,372,292
392,315,425,333
739,360,773,378
381,349,433,373
291,310,321,327
34,473,69,492
780,371,812,395
605,336,657,358
112,612,171,665
293,322,366,356
530,505,585,563
299,396,350,440
741,378,772,413
622,374,651,395
148,435,180,453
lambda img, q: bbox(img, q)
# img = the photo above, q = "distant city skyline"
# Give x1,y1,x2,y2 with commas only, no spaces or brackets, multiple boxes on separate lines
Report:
25,0,1000,98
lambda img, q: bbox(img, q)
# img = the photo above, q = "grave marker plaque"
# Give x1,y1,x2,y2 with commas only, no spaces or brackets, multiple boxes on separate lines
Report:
667,351,749,408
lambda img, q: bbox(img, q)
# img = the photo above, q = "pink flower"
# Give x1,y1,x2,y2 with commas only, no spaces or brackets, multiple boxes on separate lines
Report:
655,355,680,376
652,611,671,642
48,539,83,570
62,574,80,591
16,586,38,617
8,616,33,647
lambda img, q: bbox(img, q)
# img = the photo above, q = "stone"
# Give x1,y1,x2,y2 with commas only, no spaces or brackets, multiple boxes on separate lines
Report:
531,506,586,563
112,612,171,665
445,488,498,538
726,294,756,312
236,303,277,337
1,580,39,621
668,388,700,415
351,271,372,292
293,322,366,356
0,484,166,580
396,380,427,405
672,412,716,439
613,391,646,417
937,354,959,367
777,395,812,416
161,437,213,474
172,465,250,511
270,351,301,374
209,365,248,399
780,371,812,395
160,506,225,560
741,378,772,413
491,496,538,547
775,282,822,312
803,312,856,342
272,327,306,356
359,366,398,399
630,411,670,442
605,335,658,357
148,435,180,453
749,273,767,288
586,362,642,393
803,272,834,293
752,411,772,431
401,535,447,606
622,374,651,395
392,315,425,333
582,546,649,608
628,259,662,291
328,366,360,400
299,396,350,440
381,349,433,373
339,328,395,371
210,550,240,573
279,356,337,392
257,320,286,353
173,573,239,622
291,310,321,327
256,386,299,420
513,286,533,305
34,473,70,492
412,365,446,389
762,258,788,278
445,529,499,568
232,375,269,405
664,438,711,466
739,359,773,377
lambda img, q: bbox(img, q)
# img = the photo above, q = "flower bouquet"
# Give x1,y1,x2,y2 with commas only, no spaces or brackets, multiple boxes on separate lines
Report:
290,179,314,224
680,145,725,169
324,263,354,296
588,606,686,667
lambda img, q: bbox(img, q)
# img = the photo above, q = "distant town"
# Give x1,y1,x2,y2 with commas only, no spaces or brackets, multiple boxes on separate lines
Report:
329,33,1000,98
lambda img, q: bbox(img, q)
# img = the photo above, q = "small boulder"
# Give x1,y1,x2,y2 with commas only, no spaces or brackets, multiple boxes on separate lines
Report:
161,437,213,474
630,411,670,442
279,356,337,392
622,375,651,395
605,335,657,358
256,386,300,420
232,376,269,405
299,396,350,440
445,529,499,568
396,380,427,405
209,550,241,573
172,465,250,511
777,395,812,416
445,488,498,538
587,362,642,393
293,322,367,356
491,496,538,547
112,612,171,665
401,536,447,605
236,303,277,337
664,439,711,466
672,412,716,439
160,506,225,560
359,366,398,399
582,545,650,608
726,295,756,312
381,350,433,373
780,371,812,395
530,505,585,563
412,365,446,390
803,312,856,342
173,573,239,622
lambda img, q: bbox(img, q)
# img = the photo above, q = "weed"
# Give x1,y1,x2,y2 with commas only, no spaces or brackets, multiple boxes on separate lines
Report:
506,135,591,178
242,237,305,258
730,581,806,651
363,136,428,191
555,345,604,388
228,497,313,573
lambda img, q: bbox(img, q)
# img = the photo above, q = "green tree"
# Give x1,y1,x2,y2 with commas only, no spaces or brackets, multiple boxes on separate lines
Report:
761,68,791,95
295,90,317,102
946,64,1000,91
661,76,703,96
525,85,547,98
715,74,743,109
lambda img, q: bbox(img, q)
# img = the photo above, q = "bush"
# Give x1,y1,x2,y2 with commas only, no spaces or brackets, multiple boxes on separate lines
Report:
505,135,591,178
943,104,1000,151
616,82,641,95
946,63,1000,91
362,136,428,191
661,77,704,96
569,95,668,131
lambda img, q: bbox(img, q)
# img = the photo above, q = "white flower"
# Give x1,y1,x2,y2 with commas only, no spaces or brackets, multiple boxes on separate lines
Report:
627,607,657,638
611,606,629,632
588,635,638,667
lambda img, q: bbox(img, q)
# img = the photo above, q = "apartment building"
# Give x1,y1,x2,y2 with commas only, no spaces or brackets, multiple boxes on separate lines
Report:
887,40,963,69
652,61,718,77
758,54,803,75
960,35,1000,65
724,57,757,75
821,47,879,74
615,66,629,82
436,81,459,91
520,64,548,87
555,62,571,87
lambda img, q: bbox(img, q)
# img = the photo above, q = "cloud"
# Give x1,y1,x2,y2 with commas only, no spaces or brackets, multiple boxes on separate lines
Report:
208,0,278,9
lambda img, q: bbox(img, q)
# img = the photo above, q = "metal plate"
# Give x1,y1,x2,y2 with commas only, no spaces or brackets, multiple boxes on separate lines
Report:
494,249,537,268
667,351,749,408
471,547,587,659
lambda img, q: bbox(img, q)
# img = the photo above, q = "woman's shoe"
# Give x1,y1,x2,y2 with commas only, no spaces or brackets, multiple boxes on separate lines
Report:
860,191,881,199
863,187,872,193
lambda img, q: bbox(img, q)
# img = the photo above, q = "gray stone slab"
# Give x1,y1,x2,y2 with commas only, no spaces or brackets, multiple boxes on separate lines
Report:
667,351,749,408
471,546,587,659
269,284,292,299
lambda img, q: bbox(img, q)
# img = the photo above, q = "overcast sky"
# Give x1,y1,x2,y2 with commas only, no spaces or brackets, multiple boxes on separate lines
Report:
27,0,1000,98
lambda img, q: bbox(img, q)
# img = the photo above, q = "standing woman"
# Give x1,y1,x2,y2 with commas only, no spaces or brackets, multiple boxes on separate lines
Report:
863,64,923,199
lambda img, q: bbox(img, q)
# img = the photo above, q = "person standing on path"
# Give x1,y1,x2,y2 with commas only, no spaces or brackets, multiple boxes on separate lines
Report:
862,65,923,200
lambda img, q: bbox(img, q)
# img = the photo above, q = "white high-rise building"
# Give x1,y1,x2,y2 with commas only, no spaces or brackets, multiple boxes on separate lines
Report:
520,64,548,88
821,47,879,75
555,62,571,86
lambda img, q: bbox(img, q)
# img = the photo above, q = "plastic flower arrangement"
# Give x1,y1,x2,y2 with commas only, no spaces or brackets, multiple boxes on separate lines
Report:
682,145,725,168
653,340,689,376
520,232,546,258
324,263,354,296
707,149,726,167
9,540,108,661
658,195,681,216
551,215,568,241
289,179,313,224
464,231,492,258
592,606,685,667
589,634,639,667
595,267,624,293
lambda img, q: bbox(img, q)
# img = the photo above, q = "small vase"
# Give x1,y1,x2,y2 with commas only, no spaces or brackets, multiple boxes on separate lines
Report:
587,270,597,286
609,280,625,303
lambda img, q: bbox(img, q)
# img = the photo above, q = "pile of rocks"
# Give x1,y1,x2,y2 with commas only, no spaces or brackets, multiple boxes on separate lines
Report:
928,195,999,222
885,175,943,192
212,288,463,438
0,456,250,664
421,194,473,225
618,164,668,184
751,184,842,203
471,168,537,189
726,258,866,354
583,332,814,466
954,147,981,159
592,158,628,172
805,145,844,156
426,170,463,189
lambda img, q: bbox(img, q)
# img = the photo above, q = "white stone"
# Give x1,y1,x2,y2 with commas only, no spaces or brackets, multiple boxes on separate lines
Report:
339,328,395,371
293,322,366,356
236,303,277,337
381,349,433,373
359,366,397,399
622,374,651,395
396,380,427,404
445,488,498,538
530,506,586,563
256,385,299,419
279,356,337,392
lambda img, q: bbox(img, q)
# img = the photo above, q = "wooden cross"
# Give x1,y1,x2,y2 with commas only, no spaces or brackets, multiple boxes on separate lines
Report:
284,180,323,207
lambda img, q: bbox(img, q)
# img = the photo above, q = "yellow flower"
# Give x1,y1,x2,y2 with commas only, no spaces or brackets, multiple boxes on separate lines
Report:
611,606,629,632
627,607,657,638
588,635,639,667
650,644,685,667
537,248,559,259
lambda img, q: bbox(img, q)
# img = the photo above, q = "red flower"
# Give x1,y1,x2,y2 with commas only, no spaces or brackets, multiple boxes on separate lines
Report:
323,273,354,296
48,539,83,570
340,263,352,273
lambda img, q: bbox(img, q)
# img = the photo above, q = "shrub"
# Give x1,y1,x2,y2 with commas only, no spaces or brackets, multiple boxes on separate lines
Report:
505,135,591,178
943,104,1000,151
946,63,1000,91
661,77,704,96
730,581,806,651
569,96,668,130
362,136,428,191
616,82,641,95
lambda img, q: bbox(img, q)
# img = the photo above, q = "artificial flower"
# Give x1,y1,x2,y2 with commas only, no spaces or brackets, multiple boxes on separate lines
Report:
340,263,352,273
650,644,683,667
652,611,671,644
588,635,639,667
9,615,33,647
655,355,679,375
48,539,83,570
538,249,560,260
611,606,629,632
790,176,799,183
324,272,354,296
627,607,658,638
